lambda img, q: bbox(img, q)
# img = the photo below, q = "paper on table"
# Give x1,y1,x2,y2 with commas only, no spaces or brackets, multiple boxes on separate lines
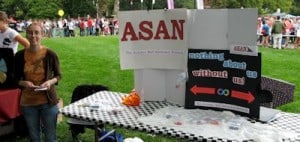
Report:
81,100,124,112
138,106,298,141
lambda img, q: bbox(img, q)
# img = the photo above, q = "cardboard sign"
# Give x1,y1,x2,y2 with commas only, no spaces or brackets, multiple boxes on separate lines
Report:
185,49,261,118
188,9,258,56
118,9,188,70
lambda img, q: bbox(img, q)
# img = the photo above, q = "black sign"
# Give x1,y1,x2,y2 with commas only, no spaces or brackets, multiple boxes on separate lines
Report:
185,49,261,118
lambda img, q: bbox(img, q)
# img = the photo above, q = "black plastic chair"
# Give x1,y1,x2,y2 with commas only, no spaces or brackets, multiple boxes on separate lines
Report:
68,84,109,142
258,89,274,108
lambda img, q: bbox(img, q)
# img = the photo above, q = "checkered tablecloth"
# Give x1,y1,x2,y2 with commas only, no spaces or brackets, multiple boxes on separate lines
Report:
59,91,300,142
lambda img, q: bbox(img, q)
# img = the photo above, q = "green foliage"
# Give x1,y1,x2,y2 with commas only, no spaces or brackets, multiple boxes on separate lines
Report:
175,0,195,9
211,0,293,15
26,1,61,19
2,0,25,19
63,0,97,18
1,0,299,19
290,0,300,15
262,0,293,14
1,0,63,19
119,0,195,11
259,47,300,113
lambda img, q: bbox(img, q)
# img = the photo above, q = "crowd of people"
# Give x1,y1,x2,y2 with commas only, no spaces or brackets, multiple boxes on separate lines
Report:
9,14,300,50
257,15,300,49
10,16,119,38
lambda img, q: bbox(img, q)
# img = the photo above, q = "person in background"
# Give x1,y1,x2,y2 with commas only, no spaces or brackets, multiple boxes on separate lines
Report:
109,18,114,36
87,17,93,35
283,17,292,48
67,18,75,37
79,18,86,36
257,17,263,45
95,18,100,36
14,21,62,142
267,17,274,46
261,20,270,47
63,18,69,37
8,16,17,31
294,19,300,49
57,18,64,38
0,11,29,54
50,19,57,38
113,18,119,35
271,16,284,49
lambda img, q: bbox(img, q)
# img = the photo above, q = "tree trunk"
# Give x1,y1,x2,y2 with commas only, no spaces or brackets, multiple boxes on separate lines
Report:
113,0,119,17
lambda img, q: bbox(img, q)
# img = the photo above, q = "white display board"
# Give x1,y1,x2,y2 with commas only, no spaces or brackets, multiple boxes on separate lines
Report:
118,9,188,70
188,9,258,56
134,69,186,104
188,9,229,50
227,9,258,56
119,9,258,106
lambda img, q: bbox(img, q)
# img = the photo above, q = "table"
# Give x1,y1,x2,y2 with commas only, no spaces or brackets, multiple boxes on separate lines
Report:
60,91,300,141
0,88,21,124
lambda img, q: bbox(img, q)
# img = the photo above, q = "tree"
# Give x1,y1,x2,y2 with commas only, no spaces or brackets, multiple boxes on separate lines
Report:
113,0,119,15
25,0,62,19
62,0,97,18
210,0,293,16
290,0,300,15
1,0,63,20
98,0,117,17
2,0,27,20
260,0,293,15
119,0,194,11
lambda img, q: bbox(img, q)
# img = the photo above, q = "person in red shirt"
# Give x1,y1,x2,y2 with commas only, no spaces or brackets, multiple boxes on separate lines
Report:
79,18,86,36
87,17,93,36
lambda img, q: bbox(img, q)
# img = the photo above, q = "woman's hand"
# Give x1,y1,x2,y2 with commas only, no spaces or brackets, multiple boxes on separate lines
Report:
40,78,57,90
40,80,51,90
19,81,39,88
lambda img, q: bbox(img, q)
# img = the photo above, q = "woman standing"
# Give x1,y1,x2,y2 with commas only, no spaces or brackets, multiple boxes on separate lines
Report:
0,11,29,54
261,20,270,47
14,21,62,142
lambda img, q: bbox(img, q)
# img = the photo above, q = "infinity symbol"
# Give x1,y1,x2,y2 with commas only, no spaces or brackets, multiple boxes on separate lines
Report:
217,88,230,96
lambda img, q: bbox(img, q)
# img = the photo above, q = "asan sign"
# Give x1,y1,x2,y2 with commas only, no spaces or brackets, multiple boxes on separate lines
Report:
118,9,188,70
185,49,261,118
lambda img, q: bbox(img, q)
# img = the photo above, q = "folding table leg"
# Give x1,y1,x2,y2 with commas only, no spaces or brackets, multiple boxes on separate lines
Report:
94,125,99,142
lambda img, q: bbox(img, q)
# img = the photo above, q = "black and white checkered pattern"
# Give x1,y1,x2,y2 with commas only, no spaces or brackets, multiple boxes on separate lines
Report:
60,91,300,142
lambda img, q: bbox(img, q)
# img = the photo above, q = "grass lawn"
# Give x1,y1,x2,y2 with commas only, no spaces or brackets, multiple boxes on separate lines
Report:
11,36,300,141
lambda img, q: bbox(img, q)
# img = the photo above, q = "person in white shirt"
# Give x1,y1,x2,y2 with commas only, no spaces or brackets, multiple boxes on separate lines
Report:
67,18,75,37
0,11,29,54
57,18,64,37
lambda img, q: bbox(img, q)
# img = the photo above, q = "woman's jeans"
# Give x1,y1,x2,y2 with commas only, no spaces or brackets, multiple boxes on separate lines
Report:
21,104,58,142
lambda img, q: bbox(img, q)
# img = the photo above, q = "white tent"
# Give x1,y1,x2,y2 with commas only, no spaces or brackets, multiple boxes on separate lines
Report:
270,12,295,19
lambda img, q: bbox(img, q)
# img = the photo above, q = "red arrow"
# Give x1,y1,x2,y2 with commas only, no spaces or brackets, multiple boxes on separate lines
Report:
231,90,254,103
190,85,215,95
